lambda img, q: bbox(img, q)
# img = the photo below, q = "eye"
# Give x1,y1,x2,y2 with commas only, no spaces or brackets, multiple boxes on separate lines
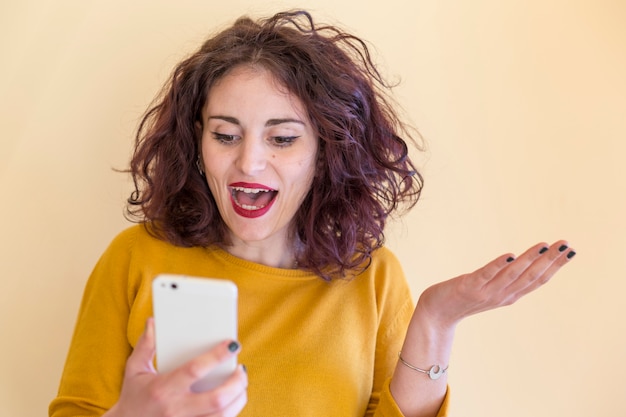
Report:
271,136,299,147
211,132,239,144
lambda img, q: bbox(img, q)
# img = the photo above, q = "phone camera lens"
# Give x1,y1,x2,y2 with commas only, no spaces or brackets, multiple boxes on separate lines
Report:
171,283,178,289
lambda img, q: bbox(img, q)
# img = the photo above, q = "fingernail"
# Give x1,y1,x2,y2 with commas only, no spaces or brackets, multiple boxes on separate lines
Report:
228,341,240,353
506,256,515,263
558,244,568,252
566,250,576,259
539,247,548,254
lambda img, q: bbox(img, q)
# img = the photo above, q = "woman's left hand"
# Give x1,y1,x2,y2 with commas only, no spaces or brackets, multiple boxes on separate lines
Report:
390,240,576,417
416,240,576,331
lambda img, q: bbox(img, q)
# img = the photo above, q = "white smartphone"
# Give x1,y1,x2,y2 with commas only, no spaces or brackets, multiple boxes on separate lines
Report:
152,274,238,392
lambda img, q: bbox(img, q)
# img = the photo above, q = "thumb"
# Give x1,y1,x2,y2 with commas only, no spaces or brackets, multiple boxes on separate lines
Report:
125,317,157,376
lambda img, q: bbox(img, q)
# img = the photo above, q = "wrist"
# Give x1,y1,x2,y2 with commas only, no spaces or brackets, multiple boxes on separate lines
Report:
412,298,457,338
103,403,123,417
400,298,456,368
414,284,462,333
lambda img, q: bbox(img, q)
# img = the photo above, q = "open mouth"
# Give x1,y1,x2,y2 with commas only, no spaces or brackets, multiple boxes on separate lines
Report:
230,186,278,211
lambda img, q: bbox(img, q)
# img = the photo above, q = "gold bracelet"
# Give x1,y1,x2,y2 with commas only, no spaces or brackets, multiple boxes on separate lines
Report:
398,351,448,380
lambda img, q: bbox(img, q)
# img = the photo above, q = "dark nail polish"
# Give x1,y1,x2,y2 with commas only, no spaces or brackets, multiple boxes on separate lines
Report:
566,251,576,259
228,341,240,352
506,256,515,263
558,244,568,252
539,247,548,254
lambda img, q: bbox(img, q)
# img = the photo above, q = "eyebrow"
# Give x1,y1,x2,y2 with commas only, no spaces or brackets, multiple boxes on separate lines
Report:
208,115,305,127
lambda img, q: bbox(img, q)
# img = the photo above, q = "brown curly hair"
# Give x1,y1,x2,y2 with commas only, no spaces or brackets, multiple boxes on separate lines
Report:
127,10,423,280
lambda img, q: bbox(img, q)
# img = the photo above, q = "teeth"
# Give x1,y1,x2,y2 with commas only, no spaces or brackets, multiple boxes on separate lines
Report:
238,202,265,210
232,186,272,194
231,186,275,211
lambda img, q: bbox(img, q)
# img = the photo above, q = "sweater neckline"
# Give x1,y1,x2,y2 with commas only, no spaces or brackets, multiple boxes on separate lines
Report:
206,245,321,281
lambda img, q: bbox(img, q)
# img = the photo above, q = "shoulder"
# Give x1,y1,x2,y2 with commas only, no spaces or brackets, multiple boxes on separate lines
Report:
91,224,177,276
355,246,412,304
109,222,156,243
105,223,173,255
365,246,406,283
101,224,218,279
369,246,402,266
360,246,414,338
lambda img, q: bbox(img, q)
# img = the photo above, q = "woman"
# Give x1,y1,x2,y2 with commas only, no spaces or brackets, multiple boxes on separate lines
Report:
49,10,576,417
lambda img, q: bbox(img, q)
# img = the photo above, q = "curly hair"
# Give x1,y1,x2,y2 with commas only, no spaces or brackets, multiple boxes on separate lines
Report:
127,10,424,280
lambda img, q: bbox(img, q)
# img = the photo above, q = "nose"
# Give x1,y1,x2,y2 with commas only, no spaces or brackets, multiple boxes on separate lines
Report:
235,136,268,175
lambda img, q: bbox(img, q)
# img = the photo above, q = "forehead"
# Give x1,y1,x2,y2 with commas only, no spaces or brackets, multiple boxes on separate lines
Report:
205,65,305,115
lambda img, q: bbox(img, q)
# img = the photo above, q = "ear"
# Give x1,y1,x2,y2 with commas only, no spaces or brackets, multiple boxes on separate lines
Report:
195,120,204,157
195,121,205,175
196,154,205,176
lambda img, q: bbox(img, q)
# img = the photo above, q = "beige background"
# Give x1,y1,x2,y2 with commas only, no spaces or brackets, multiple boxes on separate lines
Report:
1,0,625,416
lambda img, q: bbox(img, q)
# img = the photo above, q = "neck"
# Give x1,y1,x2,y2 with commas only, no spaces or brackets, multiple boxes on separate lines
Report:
224,236,300,269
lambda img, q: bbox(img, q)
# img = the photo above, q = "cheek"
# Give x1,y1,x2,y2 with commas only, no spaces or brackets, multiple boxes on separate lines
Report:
202,147,226,178
283,161,315,193
204,178,221,201
300,160,317,190
203,164,227,198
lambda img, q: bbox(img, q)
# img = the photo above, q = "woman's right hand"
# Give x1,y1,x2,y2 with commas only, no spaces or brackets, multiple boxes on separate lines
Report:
105,318,248,417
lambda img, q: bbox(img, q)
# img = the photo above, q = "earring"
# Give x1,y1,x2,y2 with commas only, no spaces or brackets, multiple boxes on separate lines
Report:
196,156,205,176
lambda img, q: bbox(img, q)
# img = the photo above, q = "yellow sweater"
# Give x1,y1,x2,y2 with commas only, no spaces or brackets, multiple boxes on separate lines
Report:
50,225,448,416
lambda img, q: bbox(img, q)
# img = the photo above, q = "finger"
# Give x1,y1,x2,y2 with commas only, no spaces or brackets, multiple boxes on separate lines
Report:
211,385,248,417
471,253,517,284
469,241,567,310
484,242,550,291
125,317,157,376
506,241,576,299
191,365,248,416
219,389,248,417
505,240,570,290
169,339,241,388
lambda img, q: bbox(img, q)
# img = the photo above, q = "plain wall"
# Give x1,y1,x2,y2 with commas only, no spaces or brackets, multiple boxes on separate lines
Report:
1,0,625,416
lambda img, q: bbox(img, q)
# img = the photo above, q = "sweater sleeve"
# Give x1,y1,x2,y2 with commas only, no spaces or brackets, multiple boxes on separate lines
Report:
49,228,138,417
374,380,450,417
366,248,450,417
